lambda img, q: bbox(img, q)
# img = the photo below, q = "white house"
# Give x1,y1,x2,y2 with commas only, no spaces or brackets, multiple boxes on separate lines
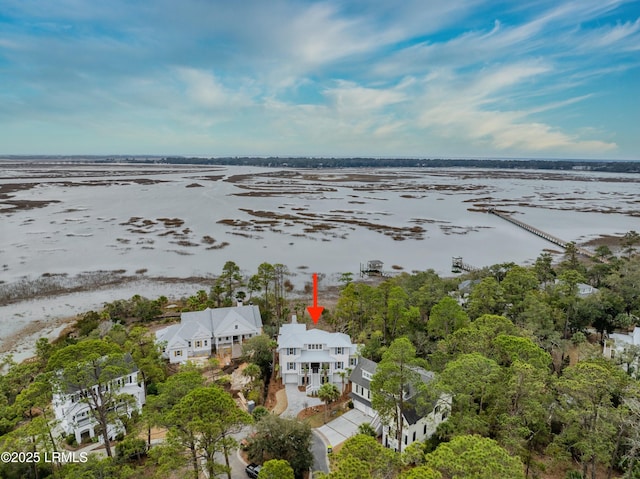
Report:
52,355,145,445
349,357,378,418
604,326,640,357
603,326,640,376
156,304,263,364
277,315,359,395
349,360,451,452
577,282,598,298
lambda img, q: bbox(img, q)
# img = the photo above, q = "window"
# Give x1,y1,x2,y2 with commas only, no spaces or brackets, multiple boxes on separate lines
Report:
362,370,373,381
195,340,202,348
204,340,208,346
404,435,408,445
413,431,416,442
174,350,182,357
235,325,238,329
335,362,344,370
308,344,323,350
349,357,357,367
188,341,192,347
424,424,427,435
335,347,344,355
287,362,297,371
288,348,296,355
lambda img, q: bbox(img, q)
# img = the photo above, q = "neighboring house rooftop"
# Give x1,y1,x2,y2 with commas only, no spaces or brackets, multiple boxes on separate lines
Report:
57,353,139,394
457,279,481,293
156,304,262,346
402,366,437,425
349,357,378,390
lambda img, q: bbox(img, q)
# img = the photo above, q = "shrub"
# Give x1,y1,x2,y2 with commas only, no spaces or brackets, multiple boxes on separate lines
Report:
115,437,147,462
65,434,77,446
252,406,269,421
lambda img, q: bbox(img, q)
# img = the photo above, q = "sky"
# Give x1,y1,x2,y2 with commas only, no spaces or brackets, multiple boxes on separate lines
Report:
0,0,638,159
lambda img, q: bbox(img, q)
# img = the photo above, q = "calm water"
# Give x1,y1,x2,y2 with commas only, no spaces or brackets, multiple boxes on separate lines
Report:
1,164,639,286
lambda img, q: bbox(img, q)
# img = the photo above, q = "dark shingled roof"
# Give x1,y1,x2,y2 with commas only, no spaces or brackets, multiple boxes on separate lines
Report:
349,357,378,389
350,358,437,425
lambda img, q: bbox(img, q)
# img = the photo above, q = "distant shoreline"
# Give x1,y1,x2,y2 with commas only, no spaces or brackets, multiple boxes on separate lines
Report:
1,156,639,172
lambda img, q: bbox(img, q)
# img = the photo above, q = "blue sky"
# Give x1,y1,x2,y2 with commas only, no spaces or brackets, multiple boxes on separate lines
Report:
0,0,638,159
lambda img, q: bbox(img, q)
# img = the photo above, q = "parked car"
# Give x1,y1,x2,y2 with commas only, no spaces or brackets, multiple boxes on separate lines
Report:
245,463,262,479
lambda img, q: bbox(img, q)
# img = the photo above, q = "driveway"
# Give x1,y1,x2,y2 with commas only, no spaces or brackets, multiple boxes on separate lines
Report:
281,384,323,417
316,409,371,447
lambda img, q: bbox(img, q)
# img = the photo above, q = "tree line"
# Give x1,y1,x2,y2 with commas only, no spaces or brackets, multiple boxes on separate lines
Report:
98,156,640,173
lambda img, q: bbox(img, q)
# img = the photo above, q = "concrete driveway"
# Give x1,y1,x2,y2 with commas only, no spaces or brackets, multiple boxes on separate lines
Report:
282,384,323,417
316,409,371,447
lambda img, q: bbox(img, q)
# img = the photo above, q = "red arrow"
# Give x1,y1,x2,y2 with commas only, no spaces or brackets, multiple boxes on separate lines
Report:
306,272,324,324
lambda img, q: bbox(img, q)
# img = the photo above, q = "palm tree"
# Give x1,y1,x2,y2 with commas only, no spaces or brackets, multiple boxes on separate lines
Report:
317,383,340,424
338,371,347,395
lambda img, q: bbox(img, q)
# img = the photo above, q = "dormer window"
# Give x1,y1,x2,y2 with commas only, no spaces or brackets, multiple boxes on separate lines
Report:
308,344,323,350
362,370,373,381
235,325,238,329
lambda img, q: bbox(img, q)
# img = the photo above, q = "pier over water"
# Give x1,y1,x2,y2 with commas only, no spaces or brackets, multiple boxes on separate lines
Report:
486,208,604,262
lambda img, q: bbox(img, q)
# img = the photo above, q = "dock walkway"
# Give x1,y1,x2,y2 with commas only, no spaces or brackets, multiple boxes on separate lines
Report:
487,208,603,261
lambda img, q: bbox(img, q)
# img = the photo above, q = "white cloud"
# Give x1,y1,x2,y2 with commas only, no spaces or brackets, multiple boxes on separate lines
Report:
411,62,618,154
582,17,640,49
324,80,406,113
176,68,254,109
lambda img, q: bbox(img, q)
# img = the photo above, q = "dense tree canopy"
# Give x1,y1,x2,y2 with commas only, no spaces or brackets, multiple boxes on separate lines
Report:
3,245,640,478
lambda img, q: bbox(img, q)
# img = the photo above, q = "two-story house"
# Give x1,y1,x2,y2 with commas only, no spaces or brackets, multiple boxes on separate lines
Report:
156,303,263,364
277,315,359,395
349,360,451,451
52,354,145,445
349,357,378,418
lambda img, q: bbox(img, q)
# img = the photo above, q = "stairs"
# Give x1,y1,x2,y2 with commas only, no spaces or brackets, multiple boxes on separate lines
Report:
305,373,321,396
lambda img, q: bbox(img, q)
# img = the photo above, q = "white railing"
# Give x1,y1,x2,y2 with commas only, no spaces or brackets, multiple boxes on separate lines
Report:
305,374,322,395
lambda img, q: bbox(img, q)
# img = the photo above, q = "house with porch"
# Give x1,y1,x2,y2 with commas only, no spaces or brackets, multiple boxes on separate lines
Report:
349,359,451,451
156,304,263,364
277,315,359,395
52,354,145,445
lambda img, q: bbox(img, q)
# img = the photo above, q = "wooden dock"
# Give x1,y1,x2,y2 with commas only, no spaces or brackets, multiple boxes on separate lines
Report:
486,208,603,261
451,257,479,273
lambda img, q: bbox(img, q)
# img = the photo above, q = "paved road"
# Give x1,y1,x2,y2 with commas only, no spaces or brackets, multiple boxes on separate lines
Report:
311,430,330,473
222,426,328,478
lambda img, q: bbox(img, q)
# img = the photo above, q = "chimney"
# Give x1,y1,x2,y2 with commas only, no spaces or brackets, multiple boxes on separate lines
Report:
236,299,243,307
291,314,297,324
